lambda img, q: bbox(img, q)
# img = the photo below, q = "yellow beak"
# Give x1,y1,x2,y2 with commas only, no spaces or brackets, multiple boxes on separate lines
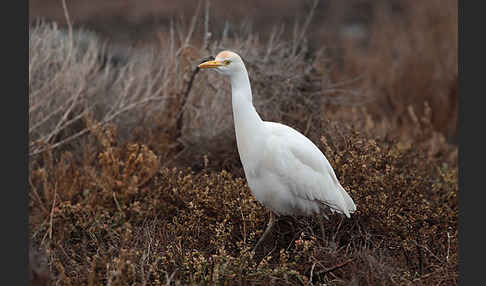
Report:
198,60,223,69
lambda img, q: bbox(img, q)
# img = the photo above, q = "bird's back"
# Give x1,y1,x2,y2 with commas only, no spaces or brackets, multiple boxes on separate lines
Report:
243,121,356,217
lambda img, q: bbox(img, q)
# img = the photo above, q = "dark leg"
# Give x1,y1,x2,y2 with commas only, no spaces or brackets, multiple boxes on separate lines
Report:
317,214,326,241
253,212,276,252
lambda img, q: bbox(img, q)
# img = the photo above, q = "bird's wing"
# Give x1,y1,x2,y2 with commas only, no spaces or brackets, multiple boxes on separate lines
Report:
262,122,355,216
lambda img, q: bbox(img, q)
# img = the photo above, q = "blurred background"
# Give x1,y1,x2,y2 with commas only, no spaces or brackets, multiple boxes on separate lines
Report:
29,0,458,168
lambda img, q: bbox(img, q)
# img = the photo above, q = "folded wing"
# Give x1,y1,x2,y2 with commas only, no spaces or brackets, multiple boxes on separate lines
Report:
263,122,356,217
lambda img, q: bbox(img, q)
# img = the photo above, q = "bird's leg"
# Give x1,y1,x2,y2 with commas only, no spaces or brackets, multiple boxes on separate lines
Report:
317,214,326,242
253,212,276,252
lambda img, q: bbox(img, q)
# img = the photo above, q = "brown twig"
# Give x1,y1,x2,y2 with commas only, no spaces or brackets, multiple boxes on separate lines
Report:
318,258,354,275
174,66,200,139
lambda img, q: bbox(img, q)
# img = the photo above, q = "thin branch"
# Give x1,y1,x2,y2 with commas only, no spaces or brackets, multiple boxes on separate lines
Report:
318,258,354,275
174,66,201,138
203,0,211,50
61,0,73,69
182,0,202,48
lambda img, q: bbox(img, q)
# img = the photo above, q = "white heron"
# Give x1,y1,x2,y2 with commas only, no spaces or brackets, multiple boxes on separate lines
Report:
198,50,356,251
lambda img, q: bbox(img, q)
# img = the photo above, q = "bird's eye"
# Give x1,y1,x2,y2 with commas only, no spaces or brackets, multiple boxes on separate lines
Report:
223,60,231,65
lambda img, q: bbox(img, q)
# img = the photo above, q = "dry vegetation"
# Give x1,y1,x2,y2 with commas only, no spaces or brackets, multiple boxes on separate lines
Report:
29,1,458,285
316,0,458,144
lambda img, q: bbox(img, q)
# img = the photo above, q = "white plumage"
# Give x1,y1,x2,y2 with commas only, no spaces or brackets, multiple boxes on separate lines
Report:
199,50,356,249
247,121,356,217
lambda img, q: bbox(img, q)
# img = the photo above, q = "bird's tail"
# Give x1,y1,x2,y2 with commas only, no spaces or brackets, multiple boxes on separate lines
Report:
324,185,356,218
339,185,356,215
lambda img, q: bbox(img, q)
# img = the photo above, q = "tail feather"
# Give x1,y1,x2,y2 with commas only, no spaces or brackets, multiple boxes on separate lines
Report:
339,185,356,214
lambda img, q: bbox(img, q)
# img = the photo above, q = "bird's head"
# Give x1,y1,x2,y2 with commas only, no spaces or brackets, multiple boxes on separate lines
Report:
198,50,244,77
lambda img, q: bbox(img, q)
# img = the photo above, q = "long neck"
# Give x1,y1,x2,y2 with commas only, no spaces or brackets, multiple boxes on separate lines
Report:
230,66,264,159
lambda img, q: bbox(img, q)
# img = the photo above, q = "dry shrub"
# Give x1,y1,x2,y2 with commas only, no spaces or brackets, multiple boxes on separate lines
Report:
29,21,181,158
29,120,457,285
327,128,457,285
320,100,458,169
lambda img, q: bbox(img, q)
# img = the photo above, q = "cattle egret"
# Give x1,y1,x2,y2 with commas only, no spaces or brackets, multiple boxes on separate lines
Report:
198,50,356,251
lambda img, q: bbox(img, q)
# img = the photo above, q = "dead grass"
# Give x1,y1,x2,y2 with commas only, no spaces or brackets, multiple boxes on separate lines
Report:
29,21,173,157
